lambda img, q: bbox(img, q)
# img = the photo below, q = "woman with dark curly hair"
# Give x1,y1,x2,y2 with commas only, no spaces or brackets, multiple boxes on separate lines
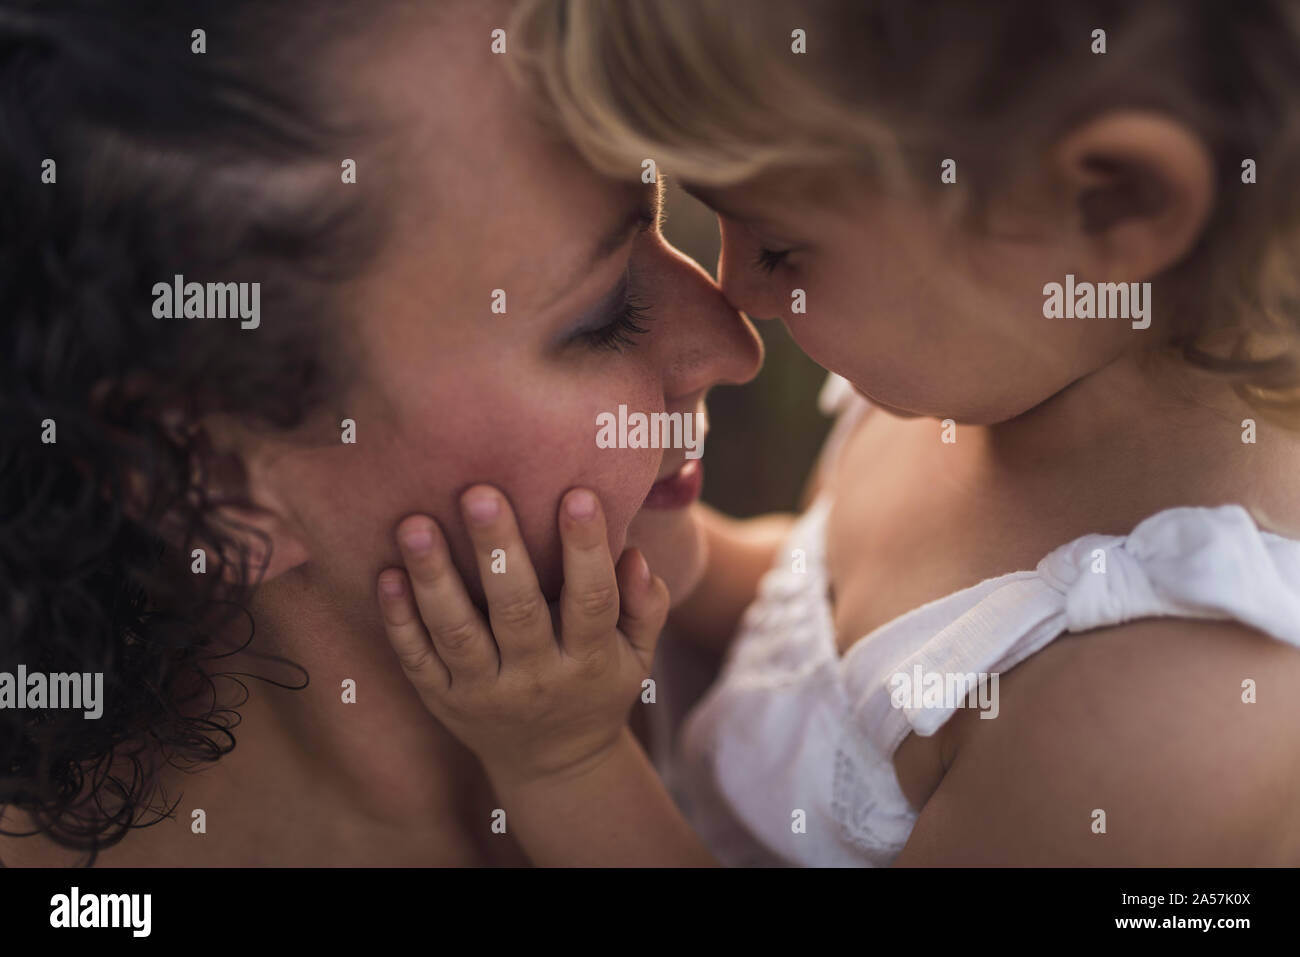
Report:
0,0,761,865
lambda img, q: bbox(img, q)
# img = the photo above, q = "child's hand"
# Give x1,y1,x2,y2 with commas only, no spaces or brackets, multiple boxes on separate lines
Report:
375,485,670,790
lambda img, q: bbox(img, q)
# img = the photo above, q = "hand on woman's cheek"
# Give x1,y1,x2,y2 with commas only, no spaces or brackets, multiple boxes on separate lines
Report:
432,482,706,614
349,342,662,604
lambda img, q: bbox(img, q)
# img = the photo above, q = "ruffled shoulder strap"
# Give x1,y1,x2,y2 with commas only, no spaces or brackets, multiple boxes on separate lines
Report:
844,505,1300,758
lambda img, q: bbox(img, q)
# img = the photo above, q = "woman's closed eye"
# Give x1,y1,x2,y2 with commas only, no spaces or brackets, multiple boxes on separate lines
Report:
583,289,654,352
568,271,657,353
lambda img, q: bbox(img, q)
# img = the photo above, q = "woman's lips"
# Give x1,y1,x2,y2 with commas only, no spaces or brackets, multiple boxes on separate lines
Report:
642,459,704,509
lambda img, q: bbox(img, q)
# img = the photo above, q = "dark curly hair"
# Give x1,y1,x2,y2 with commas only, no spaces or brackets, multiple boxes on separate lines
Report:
1,0,390,863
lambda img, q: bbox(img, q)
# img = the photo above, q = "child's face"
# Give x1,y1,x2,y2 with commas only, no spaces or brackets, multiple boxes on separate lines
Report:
695,167,1138,424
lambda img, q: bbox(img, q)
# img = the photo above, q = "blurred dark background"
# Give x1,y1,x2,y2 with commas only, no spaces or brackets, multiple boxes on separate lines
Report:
660,180,830,517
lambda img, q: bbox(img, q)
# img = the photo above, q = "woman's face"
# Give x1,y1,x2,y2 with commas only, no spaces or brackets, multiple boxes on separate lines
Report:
248,7,762,616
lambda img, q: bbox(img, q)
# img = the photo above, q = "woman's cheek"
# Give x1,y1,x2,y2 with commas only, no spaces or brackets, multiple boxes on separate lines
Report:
575,376,666,551
589,446,661,557
501,442,658,598
627,506,706,605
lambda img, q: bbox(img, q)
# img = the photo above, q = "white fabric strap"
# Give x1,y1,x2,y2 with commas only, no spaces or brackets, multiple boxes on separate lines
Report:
853,504,1300,757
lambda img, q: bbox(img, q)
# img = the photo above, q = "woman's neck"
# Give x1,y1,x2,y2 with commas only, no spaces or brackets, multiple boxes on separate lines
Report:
36,588,527,867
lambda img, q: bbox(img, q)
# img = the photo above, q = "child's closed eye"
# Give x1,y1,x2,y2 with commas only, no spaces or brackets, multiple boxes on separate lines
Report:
754,246,792,275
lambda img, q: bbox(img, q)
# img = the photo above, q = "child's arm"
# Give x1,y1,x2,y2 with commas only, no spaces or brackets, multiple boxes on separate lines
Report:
375,484,717,867
667,504,794,655
670,419,842,655
489,726,715,867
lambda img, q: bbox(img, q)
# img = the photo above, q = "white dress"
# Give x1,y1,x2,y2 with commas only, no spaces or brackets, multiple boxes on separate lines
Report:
671,376,1300,866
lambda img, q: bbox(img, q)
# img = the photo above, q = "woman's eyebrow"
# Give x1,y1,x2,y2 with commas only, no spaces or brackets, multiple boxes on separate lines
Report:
542,185,659,310
592,181,661,259
591,204,650,263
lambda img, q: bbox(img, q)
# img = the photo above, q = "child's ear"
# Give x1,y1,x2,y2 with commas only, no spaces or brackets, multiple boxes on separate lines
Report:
1050,110,1215,280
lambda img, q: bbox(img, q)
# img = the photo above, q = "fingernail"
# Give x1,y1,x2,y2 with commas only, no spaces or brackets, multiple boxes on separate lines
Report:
401,528,433,555
463,489,500,526
379,574,404,597
566,489,596,521
635,550,651,587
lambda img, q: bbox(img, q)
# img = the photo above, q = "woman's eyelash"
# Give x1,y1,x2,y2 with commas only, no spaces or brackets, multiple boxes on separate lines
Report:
755,246,791,275
583,292,655,352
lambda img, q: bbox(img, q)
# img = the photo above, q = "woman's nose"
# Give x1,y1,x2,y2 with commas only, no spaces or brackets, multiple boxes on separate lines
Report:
649,239,763,400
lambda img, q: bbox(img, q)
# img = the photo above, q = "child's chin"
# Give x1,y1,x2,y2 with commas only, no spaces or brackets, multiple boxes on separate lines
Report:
626,507,706,607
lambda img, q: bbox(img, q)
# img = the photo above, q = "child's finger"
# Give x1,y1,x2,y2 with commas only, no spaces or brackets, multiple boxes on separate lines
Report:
396,514,499,681
614,548,670,668
377,569,452,693
557,488,620,657
460,485,555,666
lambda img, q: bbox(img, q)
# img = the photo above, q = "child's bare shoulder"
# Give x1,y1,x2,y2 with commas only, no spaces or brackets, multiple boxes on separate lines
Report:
906,618,1300,865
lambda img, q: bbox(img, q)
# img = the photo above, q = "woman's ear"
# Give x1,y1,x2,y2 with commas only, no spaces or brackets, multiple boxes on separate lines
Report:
193,414,310,586
94,380,311,587
138,411,311,587
1050,110,1215,281
204,498,310,587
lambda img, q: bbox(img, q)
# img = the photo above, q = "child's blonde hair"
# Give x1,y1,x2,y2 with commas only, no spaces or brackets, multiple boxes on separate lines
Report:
512,0,1300,420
